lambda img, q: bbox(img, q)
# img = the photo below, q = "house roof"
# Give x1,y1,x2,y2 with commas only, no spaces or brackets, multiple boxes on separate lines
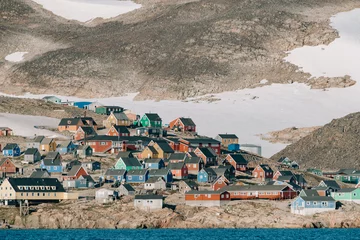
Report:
212,168,227,176
42,158,61,166
168,162,185,170
201,168,217,177
99,105,124,110
135,194,163,200
67,165,87,177
41,138,54,145
7,178,65,192
154,141,174,153
149,168,171,176
116,151,134,159
299,196,335,202
278,171,294,176
186,190,224,195
77,145,91,150
144,113,162,121
144,158,163,164
182,138,220,145
223,185,289,192
31,135,45,143
197,147,217,158
57,140,72,148
336,188,357,193
179,117,196,126
127,169,148,176
146,177,164,183
0,158,13,166
105,169,126,176
228,154,248,164
58,118,83,126
113,125,130,134
113,112,129,120
147,146,159,154
185,157,202,164
258,164,273,173
44,151,60,160
3,143,18,150
320,180,341,189
277,175,295,181
121,184,135,192
24,148,39,155
217,134,238,139
168,153,187,161
29,169,50,178
79,175,94,182
79,126,97,135
301,189,319,197
181,180,198,188
120,158,142,167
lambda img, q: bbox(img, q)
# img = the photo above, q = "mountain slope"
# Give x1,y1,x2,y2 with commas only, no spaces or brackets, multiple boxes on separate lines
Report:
0,0,360,99
271,112,360,170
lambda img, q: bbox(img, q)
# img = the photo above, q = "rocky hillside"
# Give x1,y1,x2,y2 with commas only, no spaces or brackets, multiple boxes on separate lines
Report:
272,112,360,170
0,0,359,100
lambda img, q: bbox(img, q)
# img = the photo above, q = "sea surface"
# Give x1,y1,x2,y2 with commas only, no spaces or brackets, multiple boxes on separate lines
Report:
1,229,360,240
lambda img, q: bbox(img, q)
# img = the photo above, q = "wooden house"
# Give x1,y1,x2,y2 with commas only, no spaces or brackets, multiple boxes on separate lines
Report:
179,180,199,194
307,168,323,176
126,169,149,183
40,153,62,173
252,164,274,181
169,117,196,132
42,96,61,104
184,157,204,175
149,169,173,183
105,169,126,182
277,157,299,169
197,168,217,183
24,148,41,164
81,161,101,171
215,134,239,147
0,158,17,174
141,146,159,159
194,147,217,166
168,162,188,180
95,106,124,115
26,135,45,149
331,188,360,204
87,102,103,112
144,177,166,190
225,153,248,172
103,112,131,128
95,188,117,203
185,190,230,207
179,138,221,155
58,117,97,132
134,195,163,210
106,125,130,137
0,127,13,136
29,169,50,178
119,184,135,196
76,145,93,158
212,176,230,191
167,153,188,163
163,137,180,151
74,126,97,141
115,157,142,171
39,138,57,152
291,196,336,215
63,175,95,189
56,141,76,155
140,113,162,128
299,189,320,197
318,180,341,192
148,141,174,159
63,165,88,181
218,165,236,180
144,158,165,169
2,143,20,157
223,185,297,200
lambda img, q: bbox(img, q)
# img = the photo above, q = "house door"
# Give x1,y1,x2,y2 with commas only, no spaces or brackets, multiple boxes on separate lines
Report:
255,191,259,198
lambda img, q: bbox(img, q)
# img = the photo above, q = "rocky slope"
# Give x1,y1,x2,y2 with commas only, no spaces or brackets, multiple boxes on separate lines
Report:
260,126,321,144
0,0,359,100
272,112,360,170
2,196,360,229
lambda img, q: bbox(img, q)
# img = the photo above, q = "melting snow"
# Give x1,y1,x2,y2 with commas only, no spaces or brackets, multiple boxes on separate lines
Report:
5,52,28,62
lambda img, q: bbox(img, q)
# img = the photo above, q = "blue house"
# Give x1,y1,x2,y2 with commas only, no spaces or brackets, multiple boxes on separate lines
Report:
144,158,165,169
40,159,63,173
56,140,76,154
73,101,92,109
126,169,149,183
63,175,95,189
290,196,336,215
149,168,173,183
2,143,21,157
105,169,126,182
197,168,217,183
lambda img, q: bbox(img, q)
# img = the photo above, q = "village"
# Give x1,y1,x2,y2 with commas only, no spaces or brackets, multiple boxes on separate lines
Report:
0,96,359,227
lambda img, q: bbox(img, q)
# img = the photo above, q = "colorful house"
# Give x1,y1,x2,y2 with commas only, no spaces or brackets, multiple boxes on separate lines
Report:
179,138,221,155
24,148,41,164
217,165,236,180
223,185,296,200
119,184,136,196
168,162,188,180
331,188,360,203
307,168,323,176
167,153,188,163
141,146,159,159
95,106,124,115
72,101,92,109
0,158,17,174
318,180,341,192
126,169,149,183
42,96,61,104
197,168,217,183
179,180,199,194
114,157,142,171
212,176,230,191
215,134,239,147
291,196,336,215
105,169,127,182
56,141,76,154
149,168,173,183
194,147,217,166
150,141,174,159
0,127,13,136
74,126,97,141
81,161,101,171
185,190,231,207
58,117,97,132
134,195,163,210
140,113,162,128
26,135,45,149
103,112,131,128
40,153,62,173
277,157,299,169
2,143,20,157
39,138,57,152
106,125,130,137
252,164,274,181
144,158,165,169
63,165,88,181
184,157,204,175
169,117,196,132
76,145,93,158
144,177,166,190
225,153,248,171
63,175,95,189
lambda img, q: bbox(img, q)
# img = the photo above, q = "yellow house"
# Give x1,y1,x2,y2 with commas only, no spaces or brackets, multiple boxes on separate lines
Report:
103,112,131,129
141,146,159,159
149,141,174,159
40,138,57,152
215,134,239,147
0,178,78,205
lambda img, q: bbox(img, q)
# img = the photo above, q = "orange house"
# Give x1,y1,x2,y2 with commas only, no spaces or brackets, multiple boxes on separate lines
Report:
0,158,17,174
212,176,230,191
58,117,97,132
225,154,248,172
39,138,57,152
252,164,274,181
168,162,188,180
169,117,196,132
63,165,88,181
74,126,97,141
185,190,231,207
106,125,130,137
223,185,296,200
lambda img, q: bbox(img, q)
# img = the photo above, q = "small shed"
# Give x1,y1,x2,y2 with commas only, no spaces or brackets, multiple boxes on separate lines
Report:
134,195,163,210
119,184,136,196
95,188,118,203
77,145,93,158
144,177,166,190
24,148,41,164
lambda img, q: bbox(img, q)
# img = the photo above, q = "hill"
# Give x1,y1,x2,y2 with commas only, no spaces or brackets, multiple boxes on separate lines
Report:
271,112,360,170
0,0,359,100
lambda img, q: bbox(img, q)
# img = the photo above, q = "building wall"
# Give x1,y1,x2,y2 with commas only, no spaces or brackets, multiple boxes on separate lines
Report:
134,199,163,210
0,159,16,173
87,140,112,153
58,125,81,132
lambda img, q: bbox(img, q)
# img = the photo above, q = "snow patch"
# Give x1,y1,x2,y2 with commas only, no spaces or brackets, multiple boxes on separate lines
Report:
5,52,28,62
260,79,268,84
31,0,142,22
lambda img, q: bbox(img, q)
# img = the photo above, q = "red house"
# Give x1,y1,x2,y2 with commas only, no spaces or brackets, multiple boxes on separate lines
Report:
252,164,274,181
106,125,130,137
74,126,97,141
184,157,204,175
169,117,196,132
0,158,17,174
185,190,231,207
63,165,88,181
223,185,296,200
212,176,230,191
163,137,180,151
179,138,221,155
225,154,248,172
168,162,188,180
194,147,218,166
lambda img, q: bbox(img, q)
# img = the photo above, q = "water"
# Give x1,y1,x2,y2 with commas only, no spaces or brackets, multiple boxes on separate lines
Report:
0,229,360,240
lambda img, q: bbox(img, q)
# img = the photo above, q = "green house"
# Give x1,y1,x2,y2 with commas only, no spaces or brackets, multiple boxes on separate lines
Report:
307,168,323,176
140,113,162,128
95,106,124,115
114,157,143,171
331,188,360,203
334,174,360,184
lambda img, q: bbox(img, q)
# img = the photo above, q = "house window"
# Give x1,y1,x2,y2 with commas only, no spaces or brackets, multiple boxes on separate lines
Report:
193,164,196,168
194,194,199,198
354,193,357,196
207,194,212,198
321,201,328,207
221,195,224,199
128,176,132,180
139,176,143,180
313,201,317,205
54,167,57,170
306,201,310,205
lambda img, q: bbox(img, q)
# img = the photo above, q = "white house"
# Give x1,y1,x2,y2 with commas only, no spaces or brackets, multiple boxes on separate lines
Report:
134,195,163,210
95,188,117,203
290,196,336,215
144,177,166,190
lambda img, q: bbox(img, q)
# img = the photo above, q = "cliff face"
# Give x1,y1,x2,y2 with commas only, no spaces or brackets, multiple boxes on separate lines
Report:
2,196,360,229
0,0,360,100
272,112,360,170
